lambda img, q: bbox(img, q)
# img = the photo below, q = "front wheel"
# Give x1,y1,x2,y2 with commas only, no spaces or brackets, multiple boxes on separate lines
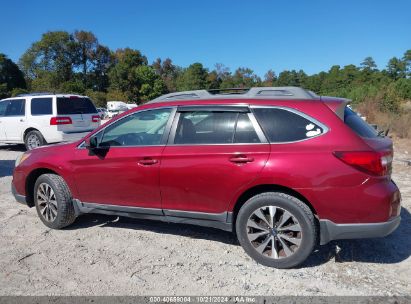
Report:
236,192,317,268
34,174,76,229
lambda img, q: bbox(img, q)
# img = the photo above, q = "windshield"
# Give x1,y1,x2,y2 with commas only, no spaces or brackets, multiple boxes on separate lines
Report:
57,97,97,115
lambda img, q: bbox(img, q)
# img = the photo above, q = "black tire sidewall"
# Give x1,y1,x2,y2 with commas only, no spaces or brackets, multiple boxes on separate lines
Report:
34,175,66,229
236,193,316,268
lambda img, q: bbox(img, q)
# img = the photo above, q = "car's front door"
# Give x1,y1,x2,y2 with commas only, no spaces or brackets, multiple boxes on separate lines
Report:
0,101,7,140
160,106,270,216
0,99,27,141
72,107,175,209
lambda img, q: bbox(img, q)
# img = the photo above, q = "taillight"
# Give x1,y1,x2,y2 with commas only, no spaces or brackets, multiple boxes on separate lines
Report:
92,115,100,123
50,117,72,125
333,150,392,176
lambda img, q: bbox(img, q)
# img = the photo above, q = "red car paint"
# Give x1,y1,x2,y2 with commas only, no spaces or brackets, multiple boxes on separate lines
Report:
12,97,401,227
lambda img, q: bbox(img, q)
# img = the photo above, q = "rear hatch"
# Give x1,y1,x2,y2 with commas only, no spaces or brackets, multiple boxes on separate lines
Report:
54,96,100,133
337,106,392,177
323,97,393,178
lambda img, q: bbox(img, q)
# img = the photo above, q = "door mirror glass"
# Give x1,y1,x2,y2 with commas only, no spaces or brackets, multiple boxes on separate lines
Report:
85,135,98,149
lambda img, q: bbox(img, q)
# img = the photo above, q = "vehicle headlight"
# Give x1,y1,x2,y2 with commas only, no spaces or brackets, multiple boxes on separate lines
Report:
15,153,31,167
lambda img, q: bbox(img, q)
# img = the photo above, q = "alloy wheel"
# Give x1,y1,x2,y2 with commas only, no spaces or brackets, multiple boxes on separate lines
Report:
36,183,58,222
246,206,302,259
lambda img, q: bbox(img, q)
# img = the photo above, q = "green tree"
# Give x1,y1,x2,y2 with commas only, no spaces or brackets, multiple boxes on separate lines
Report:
73,30,98,81
386,57,406,79
176,63,208,91
263,69,277,86
403,49,411,77
19,31,78,89
0,53,26,98
360,56,377,71
90,45,113,91
231,67,260,88
134,65,167,102
108,48,148,101
152,58,179,92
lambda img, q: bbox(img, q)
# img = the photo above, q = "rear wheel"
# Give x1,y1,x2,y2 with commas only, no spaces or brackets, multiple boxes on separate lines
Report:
34,174,76,229
24,130,45,150
236,192,317,268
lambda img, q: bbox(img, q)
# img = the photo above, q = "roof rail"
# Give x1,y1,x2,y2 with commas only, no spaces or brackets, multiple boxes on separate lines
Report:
149,86,319,103
17,92,55,97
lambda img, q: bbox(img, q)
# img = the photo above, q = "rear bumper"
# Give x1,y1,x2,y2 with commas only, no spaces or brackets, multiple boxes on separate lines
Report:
319,216,401,245
11,183,27,205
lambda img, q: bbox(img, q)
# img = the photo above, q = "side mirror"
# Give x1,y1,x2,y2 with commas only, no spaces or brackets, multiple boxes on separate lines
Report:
85,135,98,150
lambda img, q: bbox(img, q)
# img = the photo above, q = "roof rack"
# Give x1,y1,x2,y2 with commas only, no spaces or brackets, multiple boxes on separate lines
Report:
17,92,55,97
149,86,319,103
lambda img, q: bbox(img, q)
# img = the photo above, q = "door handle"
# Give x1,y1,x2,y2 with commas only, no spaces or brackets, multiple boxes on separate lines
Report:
138,158,158,165
20,119,25,122
229,155,254,164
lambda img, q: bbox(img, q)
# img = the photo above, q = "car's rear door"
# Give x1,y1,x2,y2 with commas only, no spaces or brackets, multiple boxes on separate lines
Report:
72,107,175,209
160,105,270,216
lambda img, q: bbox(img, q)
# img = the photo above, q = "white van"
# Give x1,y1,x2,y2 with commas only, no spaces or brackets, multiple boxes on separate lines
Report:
0,93,101,150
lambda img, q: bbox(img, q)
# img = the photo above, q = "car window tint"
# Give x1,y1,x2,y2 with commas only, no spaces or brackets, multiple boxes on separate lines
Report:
344,107,378,138
31,98,53,115
57,97,97,114
174,111,237,144
234,113,260,143
4,99,25,116
0,101,7,116
253,108,324,142
100,108,171,147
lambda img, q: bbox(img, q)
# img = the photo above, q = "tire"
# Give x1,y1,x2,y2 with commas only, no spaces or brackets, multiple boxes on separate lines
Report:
235,192,317,268
34,174,76,229
24,130,46,150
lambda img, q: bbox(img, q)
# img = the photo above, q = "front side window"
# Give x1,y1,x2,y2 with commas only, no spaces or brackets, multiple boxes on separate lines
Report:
31,97,53,115
4,99,25,116
0,101,7,116
100,108,172,147
253,107,325,143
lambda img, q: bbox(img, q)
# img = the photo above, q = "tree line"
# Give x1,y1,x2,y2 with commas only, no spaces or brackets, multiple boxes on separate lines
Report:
1,30,411,112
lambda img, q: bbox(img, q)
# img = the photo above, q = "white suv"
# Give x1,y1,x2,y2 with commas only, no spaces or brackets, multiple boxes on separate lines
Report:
0,93,101,150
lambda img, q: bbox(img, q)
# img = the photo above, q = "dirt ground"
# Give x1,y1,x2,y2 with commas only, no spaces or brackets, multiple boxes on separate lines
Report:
0,142,410,296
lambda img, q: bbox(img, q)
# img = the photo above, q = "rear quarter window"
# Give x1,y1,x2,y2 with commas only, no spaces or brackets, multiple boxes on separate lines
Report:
57,97,97,115
253,107,325,143
344,107,378,138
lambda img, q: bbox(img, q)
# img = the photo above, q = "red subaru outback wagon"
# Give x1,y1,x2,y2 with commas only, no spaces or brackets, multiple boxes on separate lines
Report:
12,87,401,268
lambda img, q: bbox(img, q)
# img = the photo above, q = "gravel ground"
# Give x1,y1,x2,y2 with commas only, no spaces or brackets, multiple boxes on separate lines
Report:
0,143,410,296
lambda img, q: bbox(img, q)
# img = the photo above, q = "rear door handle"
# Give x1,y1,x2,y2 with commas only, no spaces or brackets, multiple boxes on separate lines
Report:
229,155,254,164
138,158,158,165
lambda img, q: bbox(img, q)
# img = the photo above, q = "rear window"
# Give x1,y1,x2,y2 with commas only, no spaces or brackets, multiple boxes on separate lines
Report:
253,108,325,143
31,97,52,115
57,97,97,115
344,107,378,138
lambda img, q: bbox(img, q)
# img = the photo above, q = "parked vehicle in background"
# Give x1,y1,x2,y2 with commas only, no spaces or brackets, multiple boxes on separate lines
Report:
97,107,108,119
12,87,401,268
106,101,137,119
0,93,100,150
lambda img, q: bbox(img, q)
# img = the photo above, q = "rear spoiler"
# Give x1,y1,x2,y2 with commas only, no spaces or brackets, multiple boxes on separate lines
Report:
320,96,351,120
